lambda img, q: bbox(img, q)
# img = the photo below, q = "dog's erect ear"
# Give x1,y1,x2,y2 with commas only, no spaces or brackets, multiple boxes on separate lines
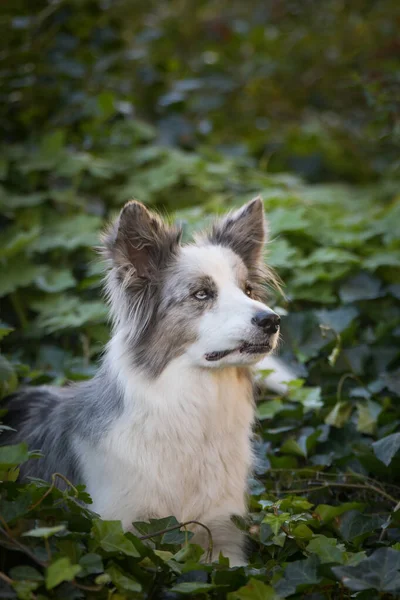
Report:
102,201,181,279
208,197,267,267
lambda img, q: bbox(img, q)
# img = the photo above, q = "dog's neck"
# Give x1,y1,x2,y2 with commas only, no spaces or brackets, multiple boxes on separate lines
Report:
104,331,254,419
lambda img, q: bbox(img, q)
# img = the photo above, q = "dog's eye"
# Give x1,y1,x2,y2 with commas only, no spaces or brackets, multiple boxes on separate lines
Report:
245,283,253,297
194,289,210,300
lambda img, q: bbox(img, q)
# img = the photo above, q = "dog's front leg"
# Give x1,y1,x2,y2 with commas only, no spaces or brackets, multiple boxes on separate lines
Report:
192,517,247,567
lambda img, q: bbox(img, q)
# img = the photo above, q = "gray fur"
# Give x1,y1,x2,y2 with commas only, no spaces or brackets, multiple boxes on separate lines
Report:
2,198,279,485
206,197,280,303
2,365,124,485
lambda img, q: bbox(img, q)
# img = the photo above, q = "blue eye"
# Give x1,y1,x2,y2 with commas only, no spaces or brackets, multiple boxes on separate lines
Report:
194,289,210,300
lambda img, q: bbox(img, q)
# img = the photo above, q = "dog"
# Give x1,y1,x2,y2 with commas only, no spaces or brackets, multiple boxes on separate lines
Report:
3,197,285,566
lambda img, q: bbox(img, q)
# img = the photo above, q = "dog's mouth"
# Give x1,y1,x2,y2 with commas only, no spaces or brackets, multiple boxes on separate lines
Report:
205,342,271,362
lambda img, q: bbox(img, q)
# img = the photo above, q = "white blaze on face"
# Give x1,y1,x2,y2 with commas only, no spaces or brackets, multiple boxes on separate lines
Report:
177,245,278,367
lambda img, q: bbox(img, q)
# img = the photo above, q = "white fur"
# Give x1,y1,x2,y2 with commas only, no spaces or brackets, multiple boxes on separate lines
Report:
77,338,253,565
75,244,282,565
181,245,278,368
257,355,295,395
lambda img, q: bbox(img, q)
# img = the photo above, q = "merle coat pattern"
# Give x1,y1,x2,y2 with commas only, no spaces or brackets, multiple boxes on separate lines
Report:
3,198,284,566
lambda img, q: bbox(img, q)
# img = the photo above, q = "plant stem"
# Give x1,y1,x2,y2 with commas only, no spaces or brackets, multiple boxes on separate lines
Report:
138,520,213,562
279,481,399,505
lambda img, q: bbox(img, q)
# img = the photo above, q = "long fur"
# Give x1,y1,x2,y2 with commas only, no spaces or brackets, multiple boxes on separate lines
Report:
2,197,291,566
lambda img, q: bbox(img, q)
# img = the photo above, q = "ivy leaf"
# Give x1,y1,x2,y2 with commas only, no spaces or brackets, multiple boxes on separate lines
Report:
0,354,18,398
257,399,284,420
78,553,104,577
339,273,383,302
274,555,321,597
0,258,45,297
372,433,400,466
262,513,290,536
325,402,352,427
35,269,76,293
0,322,14,340
31,214,102,252
229,578,282,599
12,579,40,599
316,306,358,333
0,443,30,468
288,386,323,411
315,503,365,523
332,547,400,592
23,525,66,538
0,225,41,259
338,511,382,543
356,400,382,434
170,582,216,594
106,564,142,593
45,557,81,590
92,520,140,557
306,535,345,564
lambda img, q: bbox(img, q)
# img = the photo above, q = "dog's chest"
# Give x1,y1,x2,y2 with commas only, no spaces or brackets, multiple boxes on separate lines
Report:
83,368,254,527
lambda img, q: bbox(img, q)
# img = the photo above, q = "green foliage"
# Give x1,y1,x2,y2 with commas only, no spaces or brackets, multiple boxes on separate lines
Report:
0,0,399,598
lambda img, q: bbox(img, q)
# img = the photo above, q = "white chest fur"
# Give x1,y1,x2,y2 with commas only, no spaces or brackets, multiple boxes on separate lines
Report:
78,353,254,531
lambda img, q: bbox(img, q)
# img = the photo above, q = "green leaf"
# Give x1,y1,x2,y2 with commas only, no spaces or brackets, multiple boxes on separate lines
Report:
280,437,307,457
275,555,321,597
288,386,323,411
9,566,43,582
92,520,140,557
45,557,81,590
280,496,314,512
0,322,14,340
339,273,382,302
356,400,382,434
40,130,66,156
306,535,345,563
257,399,284,420
32,296,107,333
35,269,76,293
0,225,41,259
262,513,290,536
97,91,116,119
269,206,310,235
78,553,104,577
229,578,282,599
338,510,382,543
316,306,358,333
31,214,102,252
23,525,66,538
0,354,18,398
302,247,359,266
267,239,299,269
106,564,142,593
332,547,400,592
170,582,216,594
315,503,365,523
372,433,400,466
292,524,313,540
0,257,45,297
325,402,352,427
0,443,30,468
364,250,400,270
12,580,40,599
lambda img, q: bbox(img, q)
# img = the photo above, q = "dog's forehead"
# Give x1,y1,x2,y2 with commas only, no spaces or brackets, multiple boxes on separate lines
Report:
175,244,246,284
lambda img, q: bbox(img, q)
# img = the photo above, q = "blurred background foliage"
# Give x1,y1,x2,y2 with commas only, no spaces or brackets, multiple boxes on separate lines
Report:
0,1,400,598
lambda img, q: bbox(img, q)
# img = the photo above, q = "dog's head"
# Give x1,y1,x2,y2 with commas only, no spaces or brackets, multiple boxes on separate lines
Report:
102,198,281,377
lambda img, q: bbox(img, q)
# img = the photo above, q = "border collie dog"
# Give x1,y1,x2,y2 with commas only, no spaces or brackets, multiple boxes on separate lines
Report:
4,198,283,566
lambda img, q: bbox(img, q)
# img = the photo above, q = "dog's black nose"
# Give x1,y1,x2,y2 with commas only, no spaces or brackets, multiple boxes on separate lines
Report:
252,311,280,334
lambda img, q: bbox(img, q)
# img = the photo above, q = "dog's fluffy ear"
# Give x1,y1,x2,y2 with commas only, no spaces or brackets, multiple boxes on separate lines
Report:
208,197,267,267
102,201,181,279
